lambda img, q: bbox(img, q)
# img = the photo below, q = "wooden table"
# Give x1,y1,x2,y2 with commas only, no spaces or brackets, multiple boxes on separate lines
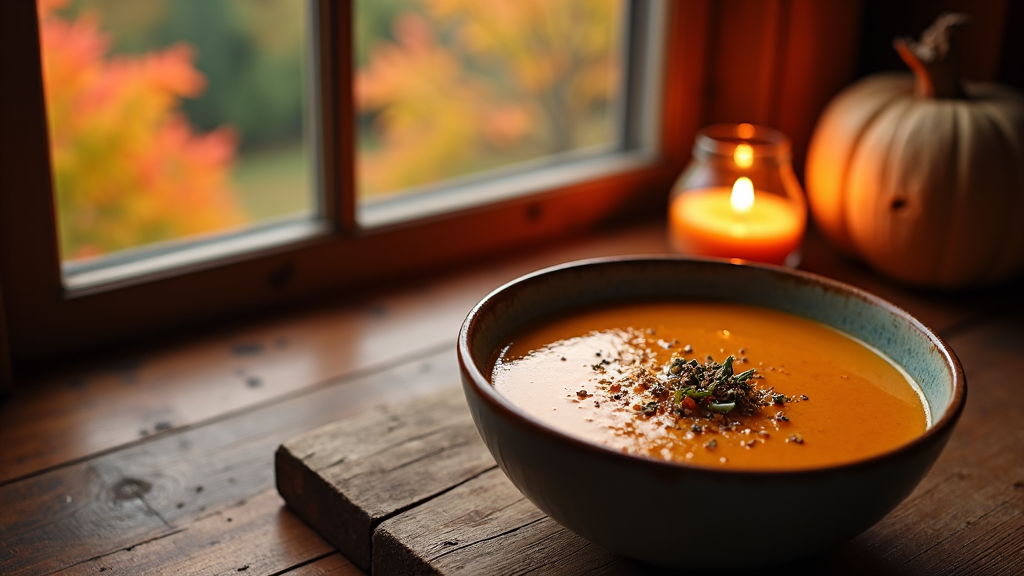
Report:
2,221,1022,575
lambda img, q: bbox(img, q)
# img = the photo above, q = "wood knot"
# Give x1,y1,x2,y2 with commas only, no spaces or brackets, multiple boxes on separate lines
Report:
111,478,152,502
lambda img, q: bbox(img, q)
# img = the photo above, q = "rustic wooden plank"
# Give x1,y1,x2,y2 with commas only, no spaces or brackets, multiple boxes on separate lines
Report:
59,490,334,576
374,468,670,576
0,348,458,575
276,387,496,571
283,553,364,576
0,223,670,483
0,463,168,575
914,499,1024,576
1,222,1019,575
1,223,1007,485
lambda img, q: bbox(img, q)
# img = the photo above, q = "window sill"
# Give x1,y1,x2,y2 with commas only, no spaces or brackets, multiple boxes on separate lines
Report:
2,220,1023,575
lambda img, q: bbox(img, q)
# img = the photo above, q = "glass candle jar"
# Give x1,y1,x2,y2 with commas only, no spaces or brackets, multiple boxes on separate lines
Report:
668,123,807,266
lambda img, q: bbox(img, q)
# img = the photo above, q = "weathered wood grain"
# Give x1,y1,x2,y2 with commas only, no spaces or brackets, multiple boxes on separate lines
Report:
374,468,667,576
283,552,364,576
2,222,1008,484
0,463,169,575
59,490,334,576
0,223,670,483
306,306,1024,576
282,552,363,576
277,387,496,570
0,348,458,575
2,221,1022,576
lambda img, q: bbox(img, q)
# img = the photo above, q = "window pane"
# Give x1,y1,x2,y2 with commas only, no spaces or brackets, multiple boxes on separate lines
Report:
355,0,628,222
37,0,316,272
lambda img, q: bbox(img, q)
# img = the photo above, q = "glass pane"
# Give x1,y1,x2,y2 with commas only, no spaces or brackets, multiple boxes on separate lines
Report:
355,0,626,211
37,0,315,267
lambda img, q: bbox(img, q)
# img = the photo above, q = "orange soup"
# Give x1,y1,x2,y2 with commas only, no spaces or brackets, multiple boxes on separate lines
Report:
490,302,928,470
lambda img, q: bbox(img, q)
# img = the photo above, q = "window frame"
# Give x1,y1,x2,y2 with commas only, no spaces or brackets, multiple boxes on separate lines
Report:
0,0,713,373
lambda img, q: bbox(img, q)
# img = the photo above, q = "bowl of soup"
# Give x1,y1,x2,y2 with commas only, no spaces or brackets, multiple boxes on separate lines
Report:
457,256,965,570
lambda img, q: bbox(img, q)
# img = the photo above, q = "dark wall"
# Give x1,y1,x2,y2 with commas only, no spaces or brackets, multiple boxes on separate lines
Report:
856,0,1023,91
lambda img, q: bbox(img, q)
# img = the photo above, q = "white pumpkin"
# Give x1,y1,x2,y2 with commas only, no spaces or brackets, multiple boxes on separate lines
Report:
806,14,1024,288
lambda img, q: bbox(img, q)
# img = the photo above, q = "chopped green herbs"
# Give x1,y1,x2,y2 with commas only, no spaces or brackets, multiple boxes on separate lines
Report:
708,401,736,413
660,355,771,416
599,343,805,445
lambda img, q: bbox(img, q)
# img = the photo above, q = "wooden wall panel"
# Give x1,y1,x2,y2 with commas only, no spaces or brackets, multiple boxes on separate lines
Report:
707,0,789,126
660,0,713,167
706,0,863,176
776,0,863,175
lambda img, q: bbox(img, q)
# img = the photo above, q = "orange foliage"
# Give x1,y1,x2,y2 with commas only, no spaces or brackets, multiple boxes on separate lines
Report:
39,0,243,260
357,13,531,195
357,0,620,197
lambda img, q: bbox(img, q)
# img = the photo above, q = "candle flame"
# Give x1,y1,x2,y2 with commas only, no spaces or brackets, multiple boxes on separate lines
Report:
734,144,753,168
731,177,754,214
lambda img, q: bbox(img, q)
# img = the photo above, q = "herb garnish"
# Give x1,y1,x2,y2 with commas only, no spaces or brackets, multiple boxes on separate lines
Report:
593,336,807,448
573,329,807,452
661,355,767,416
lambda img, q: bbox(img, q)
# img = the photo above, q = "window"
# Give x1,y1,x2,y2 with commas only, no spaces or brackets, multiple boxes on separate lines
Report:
39,0,320,289
354,0,657,227
0,0,709,371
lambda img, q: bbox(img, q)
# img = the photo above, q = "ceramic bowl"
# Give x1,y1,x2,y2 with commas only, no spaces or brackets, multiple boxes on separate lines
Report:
457,256,965,570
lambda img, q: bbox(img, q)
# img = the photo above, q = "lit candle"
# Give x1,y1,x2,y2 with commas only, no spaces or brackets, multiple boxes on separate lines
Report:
669,177,804,265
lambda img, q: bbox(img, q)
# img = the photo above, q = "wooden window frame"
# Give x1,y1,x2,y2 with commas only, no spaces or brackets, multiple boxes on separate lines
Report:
1,0,863,383
0,0,710,374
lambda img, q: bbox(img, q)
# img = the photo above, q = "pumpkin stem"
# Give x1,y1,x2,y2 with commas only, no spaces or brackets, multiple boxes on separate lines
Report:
893,12,971,99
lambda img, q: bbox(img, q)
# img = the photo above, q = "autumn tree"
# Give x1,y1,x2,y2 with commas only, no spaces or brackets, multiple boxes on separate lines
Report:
357,0,620,198
38,0,243,260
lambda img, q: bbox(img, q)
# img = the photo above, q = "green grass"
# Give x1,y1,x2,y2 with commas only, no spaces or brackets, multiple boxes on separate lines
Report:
231,145,314,222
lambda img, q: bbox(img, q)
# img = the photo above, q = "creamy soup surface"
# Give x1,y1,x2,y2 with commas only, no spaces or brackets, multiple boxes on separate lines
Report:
490,301,929,470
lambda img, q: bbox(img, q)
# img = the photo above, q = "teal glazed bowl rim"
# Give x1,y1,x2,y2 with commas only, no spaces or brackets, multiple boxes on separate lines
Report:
456,256,966,567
